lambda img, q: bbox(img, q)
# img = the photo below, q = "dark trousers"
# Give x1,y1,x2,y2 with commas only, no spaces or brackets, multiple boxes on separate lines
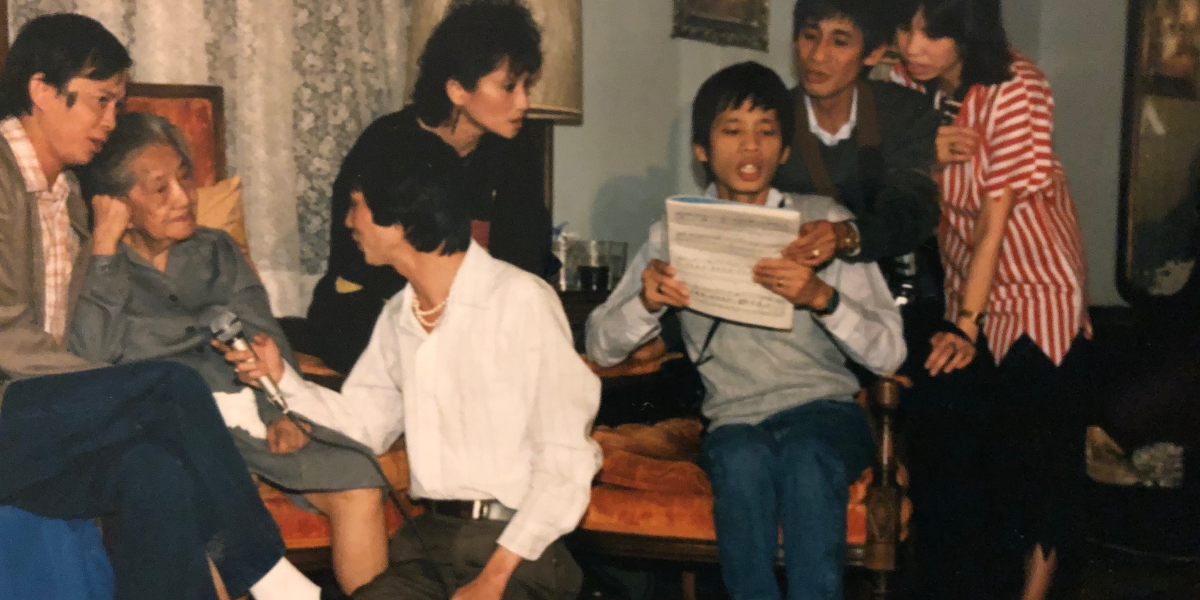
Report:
354,513,582,600
903,334,1091,600
0,361,285,600
698,400,875,600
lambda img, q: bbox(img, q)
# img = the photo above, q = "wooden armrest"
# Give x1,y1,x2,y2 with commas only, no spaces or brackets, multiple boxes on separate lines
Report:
861,375,911,572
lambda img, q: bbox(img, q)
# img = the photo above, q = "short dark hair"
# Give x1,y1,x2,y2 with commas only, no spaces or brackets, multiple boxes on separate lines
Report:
76,112,194,200
345,147,471,256
412,0,543,127
691,61,795,155
793,0,894,56
897,0,1013,89
0,13,131,118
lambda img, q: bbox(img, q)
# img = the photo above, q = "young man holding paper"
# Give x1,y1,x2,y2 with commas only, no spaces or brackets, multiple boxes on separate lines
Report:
584,61,904,600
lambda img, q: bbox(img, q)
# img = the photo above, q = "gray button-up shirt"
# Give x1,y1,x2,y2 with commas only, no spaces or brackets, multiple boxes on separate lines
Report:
68,227,298,422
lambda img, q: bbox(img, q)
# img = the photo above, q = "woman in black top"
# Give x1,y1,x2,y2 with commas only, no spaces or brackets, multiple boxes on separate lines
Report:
307,0,551,373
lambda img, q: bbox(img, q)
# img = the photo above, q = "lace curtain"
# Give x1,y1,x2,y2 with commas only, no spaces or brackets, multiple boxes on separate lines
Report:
9,0,408,316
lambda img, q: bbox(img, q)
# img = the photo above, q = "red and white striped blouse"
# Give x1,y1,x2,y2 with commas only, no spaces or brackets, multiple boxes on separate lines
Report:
889,53,1091,365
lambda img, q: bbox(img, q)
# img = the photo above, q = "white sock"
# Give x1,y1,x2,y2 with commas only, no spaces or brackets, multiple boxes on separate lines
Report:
249,557,321,600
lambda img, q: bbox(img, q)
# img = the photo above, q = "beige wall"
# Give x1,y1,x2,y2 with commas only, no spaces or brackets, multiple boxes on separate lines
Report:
553,0,1132,305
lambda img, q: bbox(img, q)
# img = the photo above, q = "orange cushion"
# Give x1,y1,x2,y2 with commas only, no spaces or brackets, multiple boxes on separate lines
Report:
591,418,704,461
599,449,711,496
583,417,911,546
260,487,404,550
295,351,341,379
260,445,416,550
581,473,878,545
196,176,247,256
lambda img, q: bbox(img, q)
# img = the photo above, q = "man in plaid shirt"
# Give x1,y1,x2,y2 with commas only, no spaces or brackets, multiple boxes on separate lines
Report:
0,13,327,600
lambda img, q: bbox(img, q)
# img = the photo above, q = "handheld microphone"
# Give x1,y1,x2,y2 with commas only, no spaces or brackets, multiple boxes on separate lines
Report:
204,306,290,413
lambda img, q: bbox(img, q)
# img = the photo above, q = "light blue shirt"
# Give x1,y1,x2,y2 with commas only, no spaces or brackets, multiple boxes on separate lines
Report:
585,189,904,429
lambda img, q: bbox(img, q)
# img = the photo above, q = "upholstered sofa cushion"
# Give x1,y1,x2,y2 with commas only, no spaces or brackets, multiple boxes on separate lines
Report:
259,442,414,550
581,417,909,546
196,175,252,262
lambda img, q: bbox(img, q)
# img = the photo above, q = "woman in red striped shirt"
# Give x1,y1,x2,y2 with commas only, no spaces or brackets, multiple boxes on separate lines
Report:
891,1,1093,599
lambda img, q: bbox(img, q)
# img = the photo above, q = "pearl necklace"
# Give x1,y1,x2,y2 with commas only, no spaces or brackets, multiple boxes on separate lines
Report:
412,295,447,328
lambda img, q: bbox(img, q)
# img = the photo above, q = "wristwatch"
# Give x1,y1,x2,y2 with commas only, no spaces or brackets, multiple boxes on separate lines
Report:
814,288,841,316
834,222,861,258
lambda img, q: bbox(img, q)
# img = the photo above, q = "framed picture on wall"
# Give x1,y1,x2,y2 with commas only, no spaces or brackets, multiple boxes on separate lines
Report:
1118,0,1200,306
671,0,770,51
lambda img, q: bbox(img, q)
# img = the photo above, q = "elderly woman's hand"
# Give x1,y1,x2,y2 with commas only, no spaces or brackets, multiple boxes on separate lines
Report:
267,417,312,453
90,194,130,255
213,332,286,388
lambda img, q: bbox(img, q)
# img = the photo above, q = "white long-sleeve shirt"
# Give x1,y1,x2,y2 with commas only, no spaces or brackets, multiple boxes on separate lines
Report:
279,242,602,560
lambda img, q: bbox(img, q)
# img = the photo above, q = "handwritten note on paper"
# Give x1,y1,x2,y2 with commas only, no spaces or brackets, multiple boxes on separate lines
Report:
665,195,800,329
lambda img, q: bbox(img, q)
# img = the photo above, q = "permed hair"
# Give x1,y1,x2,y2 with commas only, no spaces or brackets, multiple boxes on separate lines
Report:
411,0,543,126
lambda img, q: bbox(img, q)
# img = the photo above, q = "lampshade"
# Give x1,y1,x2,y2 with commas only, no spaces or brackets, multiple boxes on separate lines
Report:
406,0,583,122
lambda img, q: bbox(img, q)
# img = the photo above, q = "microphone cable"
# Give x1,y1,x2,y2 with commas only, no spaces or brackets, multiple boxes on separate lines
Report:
276,397,453,600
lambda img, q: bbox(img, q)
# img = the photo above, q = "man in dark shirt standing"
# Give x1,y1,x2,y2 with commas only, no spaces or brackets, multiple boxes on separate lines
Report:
772,0,939,298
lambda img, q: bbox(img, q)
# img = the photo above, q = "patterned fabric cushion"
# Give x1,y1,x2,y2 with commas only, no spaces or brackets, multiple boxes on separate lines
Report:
581,417,909,545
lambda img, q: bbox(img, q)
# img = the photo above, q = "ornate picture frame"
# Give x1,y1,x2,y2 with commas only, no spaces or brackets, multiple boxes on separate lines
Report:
1118,0,1200,306
672,0,770,52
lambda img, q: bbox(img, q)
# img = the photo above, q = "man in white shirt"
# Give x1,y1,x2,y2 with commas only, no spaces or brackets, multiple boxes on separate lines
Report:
226,150,602,600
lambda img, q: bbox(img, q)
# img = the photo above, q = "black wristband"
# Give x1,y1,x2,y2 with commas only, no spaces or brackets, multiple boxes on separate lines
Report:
814,288,840,316
934,320,974,344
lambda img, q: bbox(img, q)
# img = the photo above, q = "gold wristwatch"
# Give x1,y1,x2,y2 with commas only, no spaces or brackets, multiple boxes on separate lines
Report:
834,222,861,258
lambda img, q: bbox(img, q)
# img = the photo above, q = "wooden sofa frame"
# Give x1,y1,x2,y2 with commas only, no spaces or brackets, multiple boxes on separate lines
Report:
570,376,908,600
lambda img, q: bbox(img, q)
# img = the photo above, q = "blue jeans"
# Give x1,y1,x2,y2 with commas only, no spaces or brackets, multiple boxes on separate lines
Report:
700,400,874,600
0,361,285,600
0,505,113,599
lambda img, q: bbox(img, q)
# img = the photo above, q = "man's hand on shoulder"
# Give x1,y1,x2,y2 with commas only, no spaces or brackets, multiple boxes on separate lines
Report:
782,220,860,266
90,195,130,256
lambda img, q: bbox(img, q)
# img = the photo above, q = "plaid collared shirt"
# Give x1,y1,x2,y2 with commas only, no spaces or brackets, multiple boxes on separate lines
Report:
0,117,79,343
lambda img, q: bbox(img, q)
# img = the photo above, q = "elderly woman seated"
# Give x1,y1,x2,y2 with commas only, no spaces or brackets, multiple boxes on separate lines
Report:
69,112,388,595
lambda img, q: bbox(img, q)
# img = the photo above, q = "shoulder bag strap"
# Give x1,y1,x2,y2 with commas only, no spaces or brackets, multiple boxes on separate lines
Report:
794,90,841,203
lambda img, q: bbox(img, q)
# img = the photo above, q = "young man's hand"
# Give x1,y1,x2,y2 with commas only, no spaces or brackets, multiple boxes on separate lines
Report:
782,220,841,266
639,259,690,312
267,417,311,453
752,258,835,311
90,194,130,255
450,546,521,600
935,125,981,167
